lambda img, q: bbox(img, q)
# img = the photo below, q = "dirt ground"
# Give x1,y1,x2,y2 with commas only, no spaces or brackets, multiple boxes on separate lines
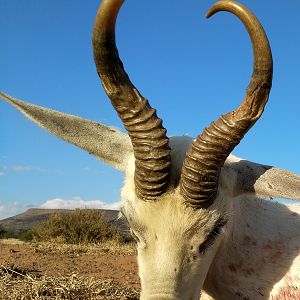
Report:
0,239,140,299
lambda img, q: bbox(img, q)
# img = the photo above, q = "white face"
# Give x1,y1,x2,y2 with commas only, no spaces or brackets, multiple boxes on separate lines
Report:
120,147,231,300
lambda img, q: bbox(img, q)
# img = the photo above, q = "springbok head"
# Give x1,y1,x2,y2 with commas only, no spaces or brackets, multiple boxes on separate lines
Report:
1,0,284,299
93,0,272,297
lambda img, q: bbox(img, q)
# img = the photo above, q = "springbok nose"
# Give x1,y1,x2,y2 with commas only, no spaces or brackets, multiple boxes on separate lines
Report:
141,296,181,300
141,292,198,300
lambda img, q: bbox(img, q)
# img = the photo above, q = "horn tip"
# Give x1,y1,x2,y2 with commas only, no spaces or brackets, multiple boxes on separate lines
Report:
205,7,216,19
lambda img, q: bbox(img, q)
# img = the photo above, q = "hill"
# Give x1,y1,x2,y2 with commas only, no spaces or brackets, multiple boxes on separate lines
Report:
0,208,128,232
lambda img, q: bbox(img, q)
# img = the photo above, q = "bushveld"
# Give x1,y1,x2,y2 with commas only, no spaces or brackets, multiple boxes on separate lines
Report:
0,209,140,300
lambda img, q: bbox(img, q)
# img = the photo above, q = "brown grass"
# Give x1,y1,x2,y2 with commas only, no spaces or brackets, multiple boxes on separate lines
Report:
0,264,139,299
0,238,25,245
0,240,139,299
31,239,137,256
0,209,138,299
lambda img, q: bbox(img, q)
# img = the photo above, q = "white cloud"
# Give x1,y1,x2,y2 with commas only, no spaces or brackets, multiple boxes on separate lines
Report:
0,197,119,220
40,197,120,210
1,165,47,173
10,165,33,172
0,171,5,176
0,202,26,220
82,167,91,171
81,166,105,174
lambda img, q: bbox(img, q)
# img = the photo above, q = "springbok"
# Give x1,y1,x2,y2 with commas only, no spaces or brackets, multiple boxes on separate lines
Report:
1,0,300,299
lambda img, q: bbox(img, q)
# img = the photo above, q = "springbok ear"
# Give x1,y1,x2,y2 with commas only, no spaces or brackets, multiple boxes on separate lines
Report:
227,156,300,200
0,92,133,172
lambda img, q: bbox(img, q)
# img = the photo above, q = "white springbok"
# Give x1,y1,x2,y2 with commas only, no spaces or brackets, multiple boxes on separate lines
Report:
1,0,300,299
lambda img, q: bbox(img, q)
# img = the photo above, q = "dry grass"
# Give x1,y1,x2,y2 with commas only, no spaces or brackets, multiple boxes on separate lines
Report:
0,210,138,299
0,238,25,245
31,239,136,256
0,264,139,300
0,239,139,299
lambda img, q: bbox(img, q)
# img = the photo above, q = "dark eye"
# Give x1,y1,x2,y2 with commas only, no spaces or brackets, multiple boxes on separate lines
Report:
199,219,227,254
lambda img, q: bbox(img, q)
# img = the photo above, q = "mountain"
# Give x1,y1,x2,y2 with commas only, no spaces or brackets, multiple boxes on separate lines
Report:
0,208,128,232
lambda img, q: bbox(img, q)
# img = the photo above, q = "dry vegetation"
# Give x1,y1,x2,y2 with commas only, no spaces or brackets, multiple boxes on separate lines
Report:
32,209,132,245
31,239,136,256
0,264,139,300
0,210,140,299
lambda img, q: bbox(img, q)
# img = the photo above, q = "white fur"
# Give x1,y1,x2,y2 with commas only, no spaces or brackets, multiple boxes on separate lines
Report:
119,136,300,299
1,93,299,299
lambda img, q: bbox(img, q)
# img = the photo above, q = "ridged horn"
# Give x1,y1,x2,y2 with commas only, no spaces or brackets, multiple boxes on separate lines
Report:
92,0,171,199
180,0,273,208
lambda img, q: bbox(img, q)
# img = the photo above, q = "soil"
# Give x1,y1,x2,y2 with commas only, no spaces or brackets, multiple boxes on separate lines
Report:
0,240,140,290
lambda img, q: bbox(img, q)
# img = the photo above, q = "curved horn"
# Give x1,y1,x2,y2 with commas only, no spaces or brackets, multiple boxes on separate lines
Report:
92,0,171,199
180,0,273,208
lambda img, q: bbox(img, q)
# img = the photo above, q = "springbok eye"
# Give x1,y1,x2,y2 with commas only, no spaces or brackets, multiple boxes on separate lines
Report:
198,219,227,255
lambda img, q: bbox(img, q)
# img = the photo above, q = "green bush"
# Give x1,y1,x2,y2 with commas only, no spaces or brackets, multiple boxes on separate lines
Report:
32,209,131,244
0,225,9,238
17,228,34,241
0,225,34,241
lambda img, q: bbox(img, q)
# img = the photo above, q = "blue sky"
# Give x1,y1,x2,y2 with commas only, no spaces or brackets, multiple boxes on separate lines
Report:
0,0,299,219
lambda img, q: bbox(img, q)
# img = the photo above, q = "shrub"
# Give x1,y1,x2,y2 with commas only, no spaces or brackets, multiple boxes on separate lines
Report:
32,209,131,244
17,229,34,241
0,225,6,237
0,225,34,241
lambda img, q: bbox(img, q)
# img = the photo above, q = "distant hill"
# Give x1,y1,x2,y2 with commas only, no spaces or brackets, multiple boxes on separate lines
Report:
0,208,128,232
